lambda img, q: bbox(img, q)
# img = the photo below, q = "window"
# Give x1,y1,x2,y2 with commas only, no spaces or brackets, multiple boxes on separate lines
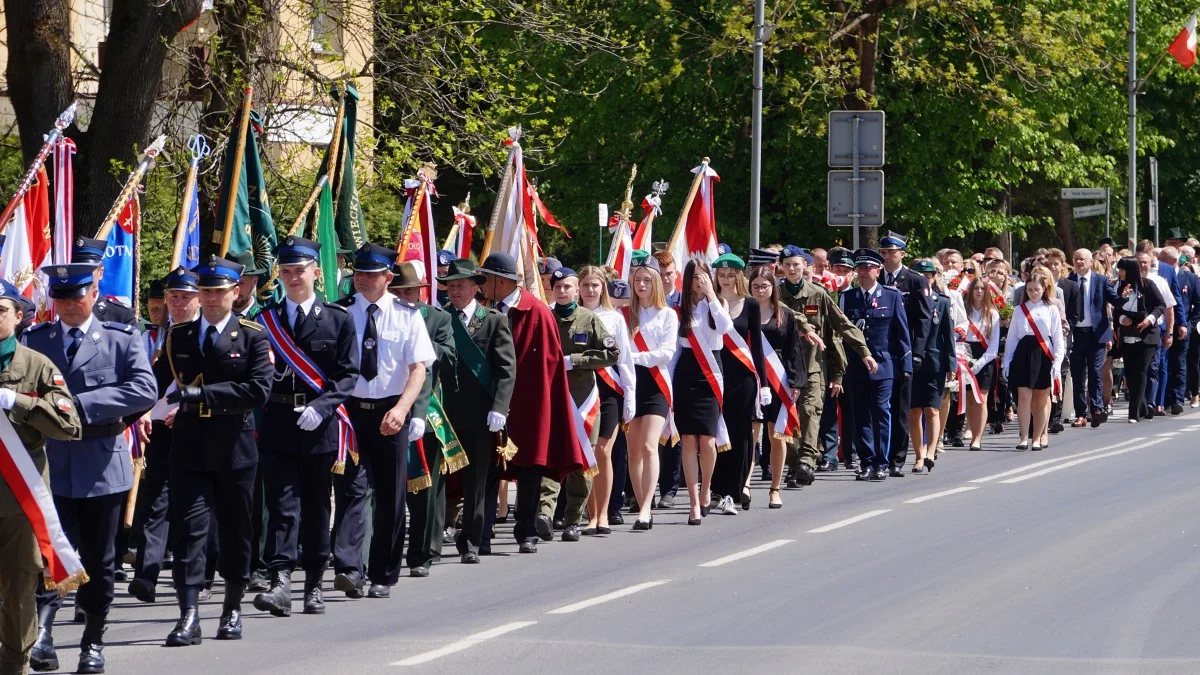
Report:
311,0,344,55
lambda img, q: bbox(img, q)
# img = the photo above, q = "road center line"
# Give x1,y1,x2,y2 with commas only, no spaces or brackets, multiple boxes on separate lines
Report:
999,440,1164,484
903,486,979,504
391,621,538,666
697,539,794,567
1157,432,1179,437
808,510,892,533
547,580,670,614
969,439,1143,484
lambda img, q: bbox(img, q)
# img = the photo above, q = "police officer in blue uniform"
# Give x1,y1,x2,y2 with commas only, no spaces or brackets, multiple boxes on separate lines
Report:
72,237,136,326
877,232,931,476
838,249,912,482
253,236,359,618
25,263,157,674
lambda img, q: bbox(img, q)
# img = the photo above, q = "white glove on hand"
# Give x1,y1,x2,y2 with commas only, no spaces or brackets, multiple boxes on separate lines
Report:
294,406,322,431
487,411,507,432
564,355,574,371
0,388,16,410
408,417,426,441
623,398,636,423
759,387,772,406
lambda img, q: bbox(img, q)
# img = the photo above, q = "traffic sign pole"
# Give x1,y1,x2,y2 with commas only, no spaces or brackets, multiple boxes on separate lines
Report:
852,115,861,249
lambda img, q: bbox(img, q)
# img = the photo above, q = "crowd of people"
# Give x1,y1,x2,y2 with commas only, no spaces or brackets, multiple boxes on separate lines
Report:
1,226,1197,675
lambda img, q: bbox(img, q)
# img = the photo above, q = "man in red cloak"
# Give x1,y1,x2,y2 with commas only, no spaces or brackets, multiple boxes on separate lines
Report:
478,252,585,554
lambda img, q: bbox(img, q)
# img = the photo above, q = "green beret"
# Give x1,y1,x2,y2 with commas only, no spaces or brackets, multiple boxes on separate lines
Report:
712,253,746,270
912,259,937,274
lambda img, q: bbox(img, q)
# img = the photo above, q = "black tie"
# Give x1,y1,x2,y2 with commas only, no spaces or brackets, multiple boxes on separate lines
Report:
361,303,379,382
495,301,506,314
66,327,83,364
203,325,218,355
886,272,895,286
293,305,307,336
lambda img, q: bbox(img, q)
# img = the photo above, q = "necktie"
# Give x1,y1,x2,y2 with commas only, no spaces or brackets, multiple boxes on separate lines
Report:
886,272,895,286
495,301,507,314
1080,276,1089,326
66,327,83,364
203,325,218,355
293,305,307,336
457,308,467,324
361,303,379,382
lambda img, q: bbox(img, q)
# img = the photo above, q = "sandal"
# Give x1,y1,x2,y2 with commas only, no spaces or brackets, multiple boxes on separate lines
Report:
768,489,782,509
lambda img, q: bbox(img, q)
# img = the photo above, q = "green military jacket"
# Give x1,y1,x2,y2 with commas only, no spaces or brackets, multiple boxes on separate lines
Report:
555,305,619,405
781,278,869,385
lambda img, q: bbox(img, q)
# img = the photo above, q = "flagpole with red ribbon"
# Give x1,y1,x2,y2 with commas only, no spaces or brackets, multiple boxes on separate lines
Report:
0,103,77,236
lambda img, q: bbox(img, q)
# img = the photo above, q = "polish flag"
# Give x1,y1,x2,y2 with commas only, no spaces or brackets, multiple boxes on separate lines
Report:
632,193,660,251
0,167,53,321
667,160,720,293
1170,12,1198,69
605,216,633,281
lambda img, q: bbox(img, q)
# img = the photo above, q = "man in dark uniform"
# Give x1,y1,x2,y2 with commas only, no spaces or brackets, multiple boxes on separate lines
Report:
390,262,458,577
435,250,455,307
155,257,273,646
329,245,433,599
72,237,136,326
24,263,157,674
878,232,930,477
253,237,359,618
839,249,910,482
437,259,515,564
227,250,269,320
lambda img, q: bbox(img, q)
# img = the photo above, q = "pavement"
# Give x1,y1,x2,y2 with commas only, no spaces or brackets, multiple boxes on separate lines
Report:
35,403,1200,675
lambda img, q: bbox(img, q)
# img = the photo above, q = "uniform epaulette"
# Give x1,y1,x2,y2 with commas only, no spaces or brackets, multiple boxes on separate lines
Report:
25,321,50,333
394,296,418,310
335,295,355,308
322,301,349,313
101,321,135,334
105,295,131,308
238,318,264,331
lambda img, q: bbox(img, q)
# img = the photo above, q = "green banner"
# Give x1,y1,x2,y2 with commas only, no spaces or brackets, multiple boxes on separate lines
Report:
317,84,368,254
214,110,275,271
314,180,340,301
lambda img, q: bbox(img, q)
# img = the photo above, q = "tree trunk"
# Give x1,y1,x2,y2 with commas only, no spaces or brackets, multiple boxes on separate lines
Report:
4,0,74,166
1055,195,1075,254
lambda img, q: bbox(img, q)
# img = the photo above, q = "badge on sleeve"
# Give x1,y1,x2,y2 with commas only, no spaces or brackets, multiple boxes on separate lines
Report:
573,333,588,345
804,304,819,316
52,373,65,387
602,336,616,349
56,396,73,413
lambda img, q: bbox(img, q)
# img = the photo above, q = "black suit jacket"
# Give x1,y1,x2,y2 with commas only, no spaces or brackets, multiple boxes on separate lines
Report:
155,316,274,471
93,297,135,326
443,305,516,423
1056,277,1082,329
885,266,932,366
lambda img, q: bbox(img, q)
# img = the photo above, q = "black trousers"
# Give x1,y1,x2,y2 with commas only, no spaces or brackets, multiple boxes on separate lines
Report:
452,419,494,556
132,423,172,585
1188,325,1200,398
263,451,334,575
486,464,543,543
251,464,268,574
406,430,445,569
170,464,254,587
36,492,124,615
657,440,682,499
608,431,628,517
332,405,408,586
888,373,912,469
1123,342,1157,420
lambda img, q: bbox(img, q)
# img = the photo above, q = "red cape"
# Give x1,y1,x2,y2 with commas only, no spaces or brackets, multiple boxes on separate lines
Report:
504,290,585,481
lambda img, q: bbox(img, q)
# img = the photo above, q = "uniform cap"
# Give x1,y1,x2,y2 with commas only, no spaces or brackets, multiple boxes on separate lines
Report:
538,257,563,276
196,255,244,289
550,267,578,285
879,231,908,250
630,249,660,272
780,245,813,265
853,248,884,268
911,259,937,274
352,243,398,273
162,266,199,293
42,263,97,299
712,253,746,270
73,237,108,264
607,279,631,300
274,236,321,266
436,250,456,267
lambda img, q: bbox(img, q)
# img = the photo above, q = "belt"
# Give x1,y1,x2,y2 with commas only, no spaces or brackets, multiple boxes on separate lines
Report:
268,392,309,407
178,403,251,417
349,395,400,411
80,422,126,439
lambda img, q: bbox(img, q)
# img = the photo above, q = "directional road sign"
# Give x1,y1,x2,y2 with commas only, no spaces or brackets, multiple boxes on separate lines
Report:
1073,203,1107,219
827,170,884,227
1061,188,1107,200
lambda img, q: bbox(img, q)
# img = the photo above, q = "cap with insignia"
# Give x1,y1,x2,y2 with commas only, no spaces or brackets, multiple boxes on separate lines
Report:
830,248,856,269
550,267,577,285
854,248,884,268
352,243,399,273
42,263,97,299
717,242,732,256
436,250,456,267
225,250,268,276
1166,227,1187,242
389,261,426,289
630,249,660,272
538,257,563,276
147,279,165,300
274,236,321,266
879,231,908,250
780,245,813,265
747,248,778,268
0,278,34,316
196,255,244,289
73,237,108,264
912,259,937,274
607,279,630,300
712,253,746,270
162,266,200,293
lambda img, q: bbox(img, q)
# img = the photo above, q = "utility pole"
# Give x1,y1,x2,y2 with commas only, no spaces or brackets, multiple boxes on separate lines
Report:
1127,0,1138,249
750,0,767,249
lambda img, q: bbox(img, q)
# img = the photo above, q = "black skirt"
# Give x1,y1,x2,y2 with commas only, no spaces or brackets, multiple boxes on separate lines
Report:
634,365,669,419
1010,335,1051,390
968,341,997,392
911,371,945,409
597,374,623,439
672,348,721,437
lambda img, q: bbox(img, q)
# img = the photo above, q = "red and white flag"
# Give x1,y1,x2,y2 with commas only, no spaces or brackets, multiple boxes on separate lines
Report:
52,138,75,266
1170,12,1198,69
667,160,720,293
451,205,475,260
398,172,439,306
631,193,660,251
1,167,53,322
606,217,633,281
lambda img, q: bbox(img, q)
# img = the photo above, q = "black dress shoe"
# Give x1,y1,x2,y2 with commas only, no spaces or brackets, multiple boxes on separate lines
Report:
561,524,581,542
687,517,702,525
796,464,816,486
1172,403,1184,415
333,570,366,599
519,538,538,553
128,577,156,603
1091,412,1103,428
302,582,325,615
855,467,873,482
534,515,554,542
870,468,887,481
608,511,624,525
631,518,651,531
30,606,57,672
552,516,565,531
77,613,107,673
216,582,245,641
889,467,905,478
950,436,966,448
367,584,391,599
815,459,830,472
846,461,858,472
166,591,202,647
581,527,598,536
410,565,431,577
252,570,292,617
596,526,612,535
460,552,480,564
1049,422,1065,434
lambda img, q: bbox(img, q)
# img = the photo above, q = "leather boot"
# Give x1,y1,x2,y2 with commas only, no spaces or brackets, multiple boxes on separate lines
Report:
76,612,106,674
216,582,245,640
252,569,292,617
165,586,202,647
29,605,57,672
302,576,325,615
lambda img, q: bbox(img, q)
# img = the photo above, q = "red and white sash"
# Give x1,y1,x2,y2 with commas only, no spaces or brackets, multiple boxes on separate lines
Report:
596,366,624,396
683,330,731,450
758,333,800,438
570,385,601,474
632,327,675,442
0,414,87,594
956,356,983,414
1020,302,1062,397
722,329,760,388
258,309,358,473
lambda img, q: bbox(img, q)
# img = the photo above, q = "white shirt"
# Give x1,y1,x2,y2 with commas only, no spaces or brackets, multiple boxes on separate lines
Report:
1077,272,1094,328
285,294,318,330
965,307,1001,374
1147,272,1174,327
593,306,637,398
59,315,95,358
1002,300,1066,378
348,292,436,399
676,297,733,351
198,313,233,350
496,288,521,314
630,306,679,368
453,300,478,327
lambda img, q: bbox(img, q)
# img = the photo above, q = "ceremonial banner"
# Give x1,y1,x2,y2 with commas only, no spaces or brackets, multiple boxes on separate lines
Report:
179,176,201,270
605,218,633,282
452,205,475,260
52,138,75,266
632,193,661,252
397,171,439,305
0,167,53,321
314,179,340,301
98,196,137,305
667,161,720,292
215,111,275,280
316,85,369,253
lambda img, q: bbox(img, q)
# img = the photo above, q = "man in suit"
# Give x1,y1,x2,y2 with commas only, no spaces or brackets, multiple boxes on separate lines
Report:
253,236,359,618
72,238,136,326
24,263,157,674
1046,249,1081,432
153,256,273,646
878,232,930,477
438,259,515,563
1162,244,1200,414
1068,249,1117,427
839,249,909,481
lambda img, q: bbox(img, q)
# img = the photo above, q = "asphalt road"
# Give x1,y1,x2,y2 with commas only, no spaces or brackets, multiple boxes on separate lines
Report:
38,404,1200,675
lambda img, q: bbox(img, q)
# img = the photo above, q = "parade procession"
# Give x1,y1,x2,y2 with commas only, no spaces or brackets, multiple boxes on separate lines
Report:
5,1,1200,674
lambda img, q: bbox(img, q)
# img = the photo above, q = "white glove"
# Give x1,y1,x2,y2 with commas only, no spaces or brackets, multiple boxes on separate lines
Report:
623,398,636,423
487,411,507,432
0,388,16,410
1002,368,1010,382
294,406,322,431
759,387,772,406
408,417,426,441
564,355,574,371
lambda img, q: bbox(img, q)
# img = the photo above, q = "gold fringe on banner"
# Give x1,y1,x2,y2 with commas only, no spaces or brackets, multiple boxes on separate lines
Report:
47,569,90,597
406,475,432,494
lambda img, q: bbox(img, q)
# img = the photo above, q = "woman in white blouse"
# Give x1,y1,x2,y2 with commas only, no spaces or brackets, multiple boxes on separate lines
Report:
577,265,636,535
672,259,733,525
1002,273,1066,450
962,276,1001,451
625,254,678,530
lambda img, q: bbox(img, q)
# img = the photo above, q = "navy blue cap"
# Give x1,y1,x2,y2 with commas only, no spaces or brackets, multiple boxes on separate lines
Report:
0,279,34,316
162,266,199,292
549,267,577,285
73,237,107,264
352,243,398,273
747,248,778,267
607,279,630,300
781,245,813,264
43,263,98,299
196,256,243,288
274,236,321,265
717,242,732,256
830,249,855,268
538,257,563,276
879,231,908,250
437,250,456,267
854,248,883,267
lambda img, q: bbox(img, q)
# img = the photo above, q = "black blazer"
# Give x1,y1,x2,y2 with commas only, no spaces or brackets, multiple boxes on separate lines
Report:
443,305,516,422
1110,281,1167,347
1056,277,1082,329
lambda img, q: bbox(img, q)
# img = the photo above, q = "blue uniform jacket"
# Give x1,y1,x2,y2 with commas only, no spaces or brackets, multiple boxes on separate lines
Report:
838,283,912,382
23,319,158,498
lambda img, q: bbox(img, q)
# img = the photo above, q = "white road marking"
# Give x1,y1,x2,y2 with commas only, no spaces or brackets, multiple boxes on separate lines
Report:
1157,432,1179,437
969,439,1143,484
999,439,1165,484
903,486,979,504
808,510,892,533
391,621,538,666
547,580,670,614
697,539,794,567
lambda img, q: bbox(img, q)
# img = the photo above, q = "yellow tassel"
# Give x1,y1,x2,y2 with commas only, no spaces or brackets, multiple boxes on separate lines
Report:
348,450,360,465
331,461,345,475
716,443,732,453
772,432,793,441
51,569,90,597
406,475,432,494
131,457,146,472
582,465,599,480
442,451,469,475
